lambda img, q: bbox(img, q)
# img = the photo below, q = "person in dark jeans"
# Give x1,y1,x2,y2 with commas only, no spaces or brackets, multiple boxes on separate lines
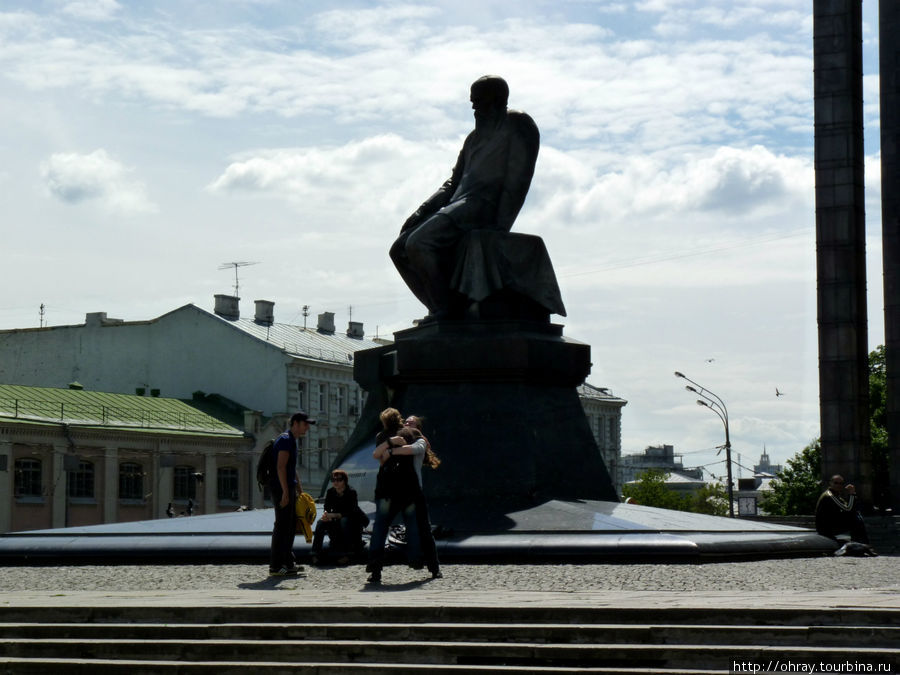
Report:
268,411,314,576
366,408,424,584
311,469,364,565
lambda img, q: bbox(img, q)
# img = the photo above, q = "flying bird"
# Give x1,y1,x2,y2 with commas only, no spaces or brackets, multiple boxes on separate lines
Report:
775,388,784,397
705,358,715,363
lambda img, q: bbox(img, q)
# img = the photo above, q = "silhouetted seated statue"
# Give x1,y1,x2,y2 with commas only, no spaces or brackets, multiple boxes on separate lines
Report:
390,75,566,323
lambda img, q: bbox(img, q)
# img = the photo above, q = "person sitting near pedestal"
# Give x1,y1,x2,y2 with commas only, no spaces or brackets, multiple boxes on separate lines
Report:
310,469,364,566
815,474,876,556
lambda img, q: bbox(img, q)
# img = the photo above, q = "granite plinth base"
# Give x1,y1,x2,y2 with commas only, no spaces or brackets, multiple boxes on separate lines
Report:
334,320,617,510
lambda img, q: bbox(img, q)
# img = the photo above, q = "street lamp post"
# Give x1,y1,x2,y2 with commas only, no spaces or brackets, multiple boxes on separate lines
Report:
674,371,734,518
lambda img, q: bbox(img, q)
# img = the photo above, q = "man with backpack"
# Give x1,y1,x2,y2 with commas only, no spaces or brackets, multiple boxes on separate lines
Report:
268,411,315,576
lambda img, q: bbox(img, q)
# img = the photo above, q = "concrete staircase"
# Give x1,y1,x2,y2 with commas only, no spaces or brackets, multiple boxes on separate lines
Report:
1,604,897,674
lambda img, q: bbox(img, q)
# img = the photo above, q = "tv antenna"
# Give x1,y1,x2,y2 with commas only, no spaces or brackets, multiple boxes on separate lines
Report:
218,261,259,297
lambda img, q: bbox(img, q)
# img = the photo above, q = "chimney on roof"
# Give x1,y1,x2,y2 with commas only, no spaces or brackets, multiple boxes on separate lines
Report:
85,312,107,326
317,311,335,334
214,294,240,320
346,321,364,339
254,300,274,326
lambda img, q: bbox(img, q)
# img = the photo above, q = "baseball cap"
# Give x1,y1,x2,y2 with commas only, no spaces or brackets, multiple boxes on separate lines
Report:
290,411,317,425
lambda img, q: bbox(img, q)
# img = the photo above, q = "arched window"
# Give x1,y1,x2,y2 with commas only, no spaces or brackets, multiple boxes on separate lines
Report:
119,462,144,500
68,460,95,499
14,458,42,498
174,465,198,501
217,467,239,502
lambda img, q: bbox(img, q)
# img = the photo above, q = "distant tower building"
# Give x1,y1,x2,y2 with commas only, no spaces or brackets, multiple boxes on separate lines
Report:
753,449,782,477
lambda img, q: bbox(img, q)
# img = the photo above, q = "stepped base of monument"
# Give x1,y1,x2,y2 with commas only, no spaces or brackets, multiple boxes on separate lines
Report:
0,500,838,564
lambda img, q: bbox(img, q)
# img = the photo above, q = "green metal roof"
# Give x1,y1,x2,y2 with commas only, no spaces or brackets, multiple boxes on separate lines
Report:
0,384,242,436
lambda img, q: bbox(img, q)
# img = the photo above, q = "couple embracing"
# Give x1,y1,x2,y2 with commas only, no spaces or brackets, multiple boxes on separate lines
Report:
366,408,442,584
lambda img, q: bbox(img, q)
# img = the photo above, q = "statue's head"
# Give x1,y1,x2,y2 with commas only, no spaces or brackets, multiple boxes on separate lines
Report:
470,75,509,128
470,75,509,107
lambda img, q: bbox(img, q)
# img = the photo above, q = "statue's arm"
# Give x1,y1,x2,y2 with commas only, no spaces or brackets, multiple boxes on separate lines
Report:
401,147,465,232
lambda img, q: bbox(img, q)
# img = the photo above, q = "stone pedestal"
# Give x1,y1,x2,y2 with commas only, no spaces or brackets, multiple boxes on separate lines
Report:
334,319,618,526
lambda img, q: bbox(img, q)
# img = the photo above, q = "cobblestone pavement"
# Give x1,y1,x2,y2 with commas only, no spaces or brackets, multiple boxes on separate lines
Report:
1,557,898,595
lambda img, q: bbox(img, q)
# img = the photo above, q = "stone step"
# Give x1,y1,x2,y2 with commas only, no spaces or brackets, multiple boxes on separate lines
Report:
0,658,732,675
1,621,897,647
0,638,897,668
1,604,898,627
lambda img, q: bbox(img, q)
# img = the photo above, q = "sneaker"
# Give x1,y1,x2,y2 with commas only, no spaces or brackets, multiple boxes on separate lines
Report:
269,565,303,576
431,569,443,579
367,571,382,584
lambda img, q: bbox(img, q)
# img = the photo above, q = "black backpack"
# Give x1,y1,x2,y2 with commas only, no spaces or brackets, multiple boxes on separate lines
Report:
256,439,275,490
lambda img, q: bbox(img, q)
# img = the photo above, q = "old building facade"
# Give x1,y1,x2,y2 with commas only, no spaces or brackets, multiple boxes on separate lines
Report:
577,383,627,494
0,384,251,532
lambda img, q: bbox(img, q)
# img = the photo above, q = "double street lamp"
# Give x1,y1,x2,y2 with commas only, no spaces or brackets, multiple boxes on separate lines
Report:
674,371,734,518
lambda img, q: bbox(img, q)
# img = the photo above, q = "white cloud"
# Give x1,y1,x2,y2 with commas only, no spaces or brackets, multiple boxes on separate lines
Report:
60,0,121,21
0,4,813,154
40,149,155,215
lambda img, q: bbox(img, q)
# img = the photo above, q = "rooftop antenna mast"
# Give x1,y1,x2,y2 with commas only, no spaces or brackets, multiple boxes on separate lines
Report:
218,261,259,297
302,305,310,330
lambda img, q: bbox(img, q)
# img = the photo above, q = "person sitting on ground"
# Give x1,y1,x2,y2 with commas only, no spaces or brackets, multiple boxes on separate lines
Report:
815,474,872,550
311,469,363,566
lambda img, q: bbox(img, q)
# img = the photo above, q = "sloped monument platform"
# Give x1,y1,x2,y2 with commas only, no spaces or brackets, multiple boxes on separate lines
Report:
0,500,836,565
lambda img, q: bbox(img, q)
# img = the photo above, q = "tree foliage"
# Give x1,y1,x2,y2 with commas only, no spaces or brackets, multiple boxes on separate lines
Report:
688,481,729,516
623,469,689,510
869,345,890,506
758,439,821,515
622,468,728,515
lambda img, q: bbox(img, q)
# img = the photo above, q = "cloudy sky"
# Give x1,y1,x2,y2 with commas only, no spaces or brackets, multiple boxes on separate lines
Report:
0,0,885,481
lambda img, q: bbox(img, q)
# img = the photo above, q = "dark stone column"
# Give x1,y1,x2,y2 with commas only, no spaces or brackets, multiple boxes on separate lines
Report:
814,0,872,502
881,0,900,511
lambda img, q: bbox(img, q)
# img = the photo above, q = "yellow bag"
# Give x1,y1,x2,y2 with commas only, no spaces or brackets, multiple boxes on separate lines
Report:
295,491,317,543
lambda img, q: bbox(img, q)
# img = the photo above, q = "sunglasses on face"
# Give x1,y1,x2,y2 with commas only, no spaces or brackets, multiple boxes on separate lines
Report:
332,475,345,482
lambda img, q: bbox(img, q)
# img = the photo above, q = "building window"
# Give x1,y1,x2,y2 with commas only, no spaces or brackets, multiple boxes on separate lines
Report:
174,465,197,501
297,381,306,410
68,460,95,499
317,383,327,413
336,386,345,415
119,462,144,500
217,467,239,502
14,458,42,497
315,438,329,469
